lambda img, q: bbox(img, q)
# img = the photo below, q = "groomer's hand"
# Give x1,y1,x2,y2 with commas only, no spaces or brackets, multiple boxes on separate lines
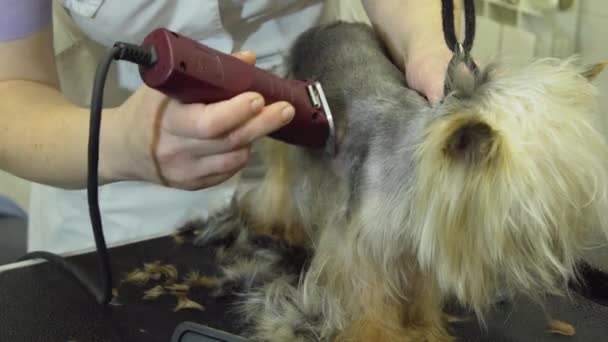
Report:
107,51,295,190
404,42,453,106
362,0,456,105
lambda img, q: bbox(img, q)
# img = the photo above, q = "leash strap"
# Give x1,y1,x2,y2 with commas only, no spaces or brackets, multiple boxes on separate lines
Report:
441,0,476,55
441,0,479,94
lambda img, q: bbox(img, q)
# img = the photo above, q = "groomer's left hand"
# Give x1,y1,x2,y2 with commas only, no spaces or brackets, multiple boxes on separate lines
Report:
404,43,453,106
362,0,456,105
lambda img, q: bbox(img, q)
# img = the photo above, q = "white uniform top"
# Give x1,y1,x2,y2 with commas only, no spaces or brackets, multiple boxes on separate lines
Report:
27,0,324,254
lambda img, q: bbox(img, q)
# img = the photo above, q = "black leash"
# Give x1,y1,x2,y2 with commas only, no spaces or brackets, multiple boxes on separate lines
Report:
441,0,476,55
441,0,479,94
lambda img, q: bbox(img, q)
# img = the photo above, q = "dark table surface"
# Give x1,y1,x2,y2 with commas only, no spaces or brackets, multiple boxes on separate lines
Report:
1,233,608,342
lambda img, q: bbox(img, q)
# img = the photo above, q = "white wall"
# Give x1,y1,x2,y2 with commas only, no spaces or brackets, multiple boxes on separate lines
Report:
579,0,608,129
577,0,608,269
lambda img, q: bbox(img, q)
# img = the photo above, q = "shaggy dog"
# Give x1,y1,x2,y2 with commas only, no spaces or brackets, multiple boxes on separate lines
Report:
184,21,608,341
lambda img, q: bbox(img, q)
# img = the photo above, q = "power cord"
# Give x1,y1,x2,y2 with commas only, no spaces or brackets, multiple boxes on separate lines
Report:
18,42,157,306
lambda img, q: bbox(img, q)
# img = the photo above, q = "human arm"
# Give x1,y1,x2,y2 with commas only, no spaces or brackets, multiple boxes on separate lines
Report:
361,0,462,105
0,6,94,188
0,4,295,190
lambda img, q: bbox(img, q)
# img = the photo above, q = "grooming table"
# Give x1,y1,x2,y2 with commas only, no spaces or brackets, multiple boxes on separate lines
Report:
1,232,608,342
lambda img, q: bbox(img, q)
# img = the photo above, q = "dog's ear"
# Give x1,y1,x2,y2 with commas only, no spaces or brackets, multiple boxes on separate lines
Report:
582,62,608,81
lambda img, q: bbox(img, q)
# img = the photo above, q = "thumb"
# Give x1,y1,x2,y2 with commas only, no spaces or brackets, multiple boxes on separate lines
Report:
425,81,445,106
232,50,256,65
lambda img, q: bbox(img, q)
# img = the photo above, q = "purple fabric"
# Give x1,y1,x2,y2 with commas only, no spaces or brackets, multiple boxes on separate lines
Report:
0,0,52,41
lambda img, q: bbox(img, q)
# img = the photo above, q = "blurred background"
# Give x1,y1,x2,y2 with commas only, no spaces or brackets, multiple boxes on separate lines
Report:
0,0,606,265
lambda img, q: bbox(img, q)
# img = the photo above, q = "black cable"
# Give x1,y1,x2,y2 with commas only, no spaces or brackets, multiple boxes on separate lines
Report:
441,0,476,54
17,251,107,300
88,44,123,304
440,0,479,96
19,42,156,306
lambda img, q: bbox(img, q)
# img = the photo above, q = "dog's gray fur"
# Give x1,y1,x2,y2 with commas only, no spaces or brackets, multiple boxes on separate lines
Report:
186,21,608,341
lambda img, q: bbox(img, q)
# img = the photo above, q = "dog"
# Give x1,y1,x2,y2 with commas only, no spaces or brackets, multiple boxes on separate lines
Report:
185,21,608,341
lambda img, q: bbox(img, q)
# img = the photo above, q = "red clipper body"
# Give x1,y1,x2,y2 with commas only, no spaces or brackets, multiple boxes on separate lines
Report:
138,28,335,153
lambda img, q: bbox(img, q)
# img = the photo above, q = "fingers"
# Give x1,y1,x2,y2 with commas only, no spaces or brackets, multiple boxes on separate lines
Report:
194,172,239,190
154,98,295,189
173,170,240,191
148,50,299,192
425,58,481,106
165,91,265,139
405,52,451,106
164,93,295,153
193,147,251,177
225,101,295,149
424,79,446,106
167,136,236,157
164,148,250,190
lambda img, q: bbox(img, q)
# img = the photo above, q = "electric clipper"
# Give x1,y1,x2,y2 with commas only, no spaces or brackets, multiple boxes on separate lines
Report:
138,28,336,154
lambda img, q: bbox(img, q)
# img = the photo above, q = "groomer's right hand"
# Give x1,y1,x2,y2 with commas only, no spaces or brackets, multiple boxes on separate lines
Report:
103,51,295,190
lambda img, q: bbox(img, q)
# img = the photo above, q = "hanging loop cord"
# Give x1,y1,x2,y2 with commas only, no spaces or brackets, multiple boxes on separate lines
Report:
441,0,479,94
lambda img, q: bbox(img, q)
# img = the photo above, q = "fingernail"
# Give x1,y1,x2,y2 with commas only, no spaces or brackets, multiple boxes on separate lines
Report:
251,98,264,112
281,105,295,122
